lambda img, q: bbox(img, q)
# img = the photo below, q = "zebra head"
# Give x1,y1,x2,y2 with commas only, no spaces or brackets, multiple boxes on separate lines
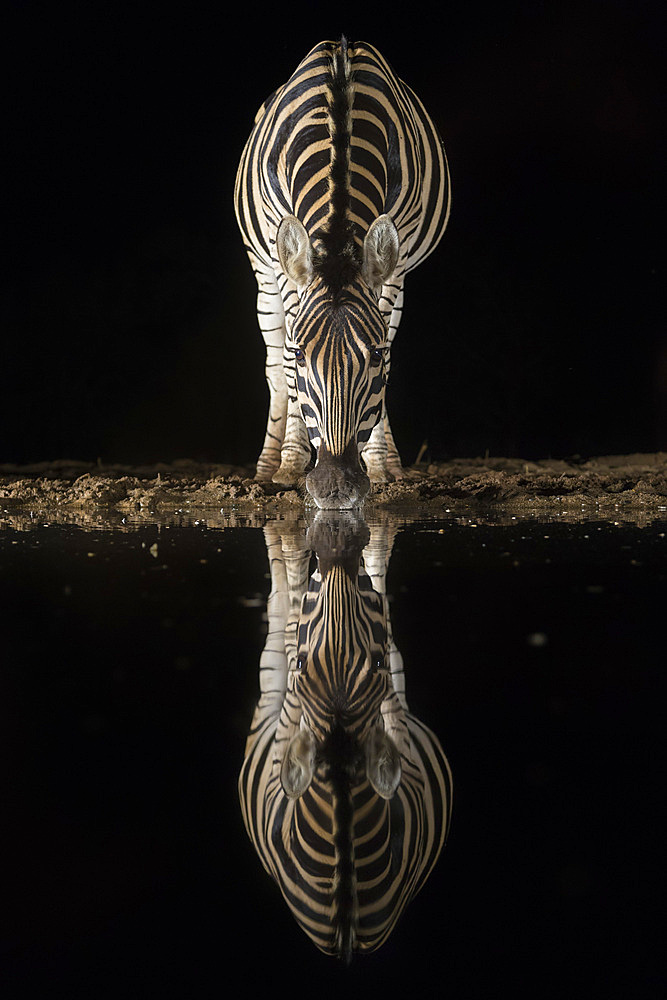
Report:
277,214,400,510
280,512,402,802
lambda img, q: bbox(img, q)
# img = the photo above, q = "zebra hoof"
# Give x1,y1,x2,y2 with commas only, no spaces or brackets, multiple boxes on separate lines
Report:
272,466,305,487
365,467,396,485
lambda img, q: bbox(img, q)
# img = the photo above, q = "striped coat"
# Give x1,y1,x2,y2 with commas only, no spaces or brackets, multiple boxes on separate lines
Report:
234,40,450,507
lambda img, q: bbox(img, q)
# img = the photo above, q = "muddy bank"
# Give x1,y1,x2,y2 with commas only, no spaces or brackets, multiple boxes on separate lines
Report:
1,454,666,522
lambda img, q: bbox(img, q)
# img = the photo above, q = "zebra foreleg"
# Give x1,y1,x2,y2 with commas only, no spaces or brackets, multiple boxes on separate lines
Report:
361,414,393,483
255,281,289,481
255,268,310,487
271,385,311,486
383,285,409,479
256,343,288,481
362,283,407,482
382,410,407,479
361,407,407,482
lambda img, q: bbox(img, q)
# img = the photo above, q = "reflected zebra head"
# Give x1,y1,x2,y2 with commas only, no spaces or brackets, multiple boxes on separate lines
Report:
277,215,399,510
281,513,401,802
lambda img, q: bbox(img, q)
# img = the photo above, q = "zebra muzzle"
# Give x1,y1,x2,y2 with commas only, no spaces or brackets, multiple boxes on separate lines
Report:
306,440,371,510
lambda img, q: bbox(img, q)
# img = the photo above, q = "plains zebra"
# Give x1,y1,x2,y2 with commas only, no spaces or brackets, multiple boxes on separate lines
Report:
238,513,452,960
234,39,450,508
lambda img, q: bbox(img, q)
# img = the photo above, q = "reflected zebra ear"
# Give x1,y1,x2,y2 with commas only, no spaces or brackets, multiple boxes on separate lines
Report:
281,730,316,799
365,726,402,799
276,216,314,290
362,214,399,290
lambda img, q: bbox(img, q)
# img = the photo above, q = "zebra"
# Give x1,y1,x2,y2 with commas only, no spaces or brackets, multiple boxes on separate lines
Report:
234,39,450,508
238,512,452,960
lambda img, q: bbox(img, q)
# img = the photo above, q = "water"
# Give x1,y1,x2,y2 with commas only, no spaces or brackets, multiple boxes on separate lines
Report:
1,508,665,998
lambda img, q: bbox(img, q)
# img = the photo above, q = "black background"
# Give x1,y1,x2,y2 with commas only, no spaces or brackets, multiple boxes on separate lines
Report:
3,0,664,465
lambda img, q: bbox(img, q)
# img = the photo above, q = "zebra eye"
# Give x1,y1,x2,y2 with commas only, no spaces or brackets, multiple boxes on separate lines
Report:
372,654,385,671
371,349,383,366
294,348,305,365
296,656,306,672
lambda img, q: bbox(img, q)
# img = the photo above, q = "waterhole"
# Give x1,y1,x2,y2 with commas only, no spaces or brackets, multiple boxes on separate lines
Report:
2,507,664,996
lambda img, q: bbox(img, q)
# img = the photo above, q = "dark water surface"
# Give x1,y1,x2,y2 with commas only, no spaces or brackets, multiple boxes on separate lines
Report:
1,509,665,998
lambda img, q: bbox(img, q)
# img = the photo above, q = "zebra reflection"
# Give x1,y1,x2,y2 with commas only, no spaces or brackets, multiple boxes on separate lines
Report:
239,513,452,960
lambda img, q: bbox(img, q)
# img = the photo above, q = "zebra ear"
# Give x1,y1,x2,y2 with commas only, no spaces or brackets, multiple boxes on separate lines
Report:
365,726,402,799
276,216,314,290
362,215,399,290
281,730,316,799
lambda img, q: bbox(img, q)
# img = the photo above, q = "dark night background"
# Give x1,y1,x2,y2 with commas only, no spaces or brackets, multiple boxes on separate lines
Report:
2,0,664,467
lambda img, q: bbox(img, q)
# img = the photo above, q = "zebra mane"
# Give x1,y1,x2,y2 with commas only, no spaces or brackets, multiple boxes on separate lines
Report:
320,722,361,963
314,36,362,295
